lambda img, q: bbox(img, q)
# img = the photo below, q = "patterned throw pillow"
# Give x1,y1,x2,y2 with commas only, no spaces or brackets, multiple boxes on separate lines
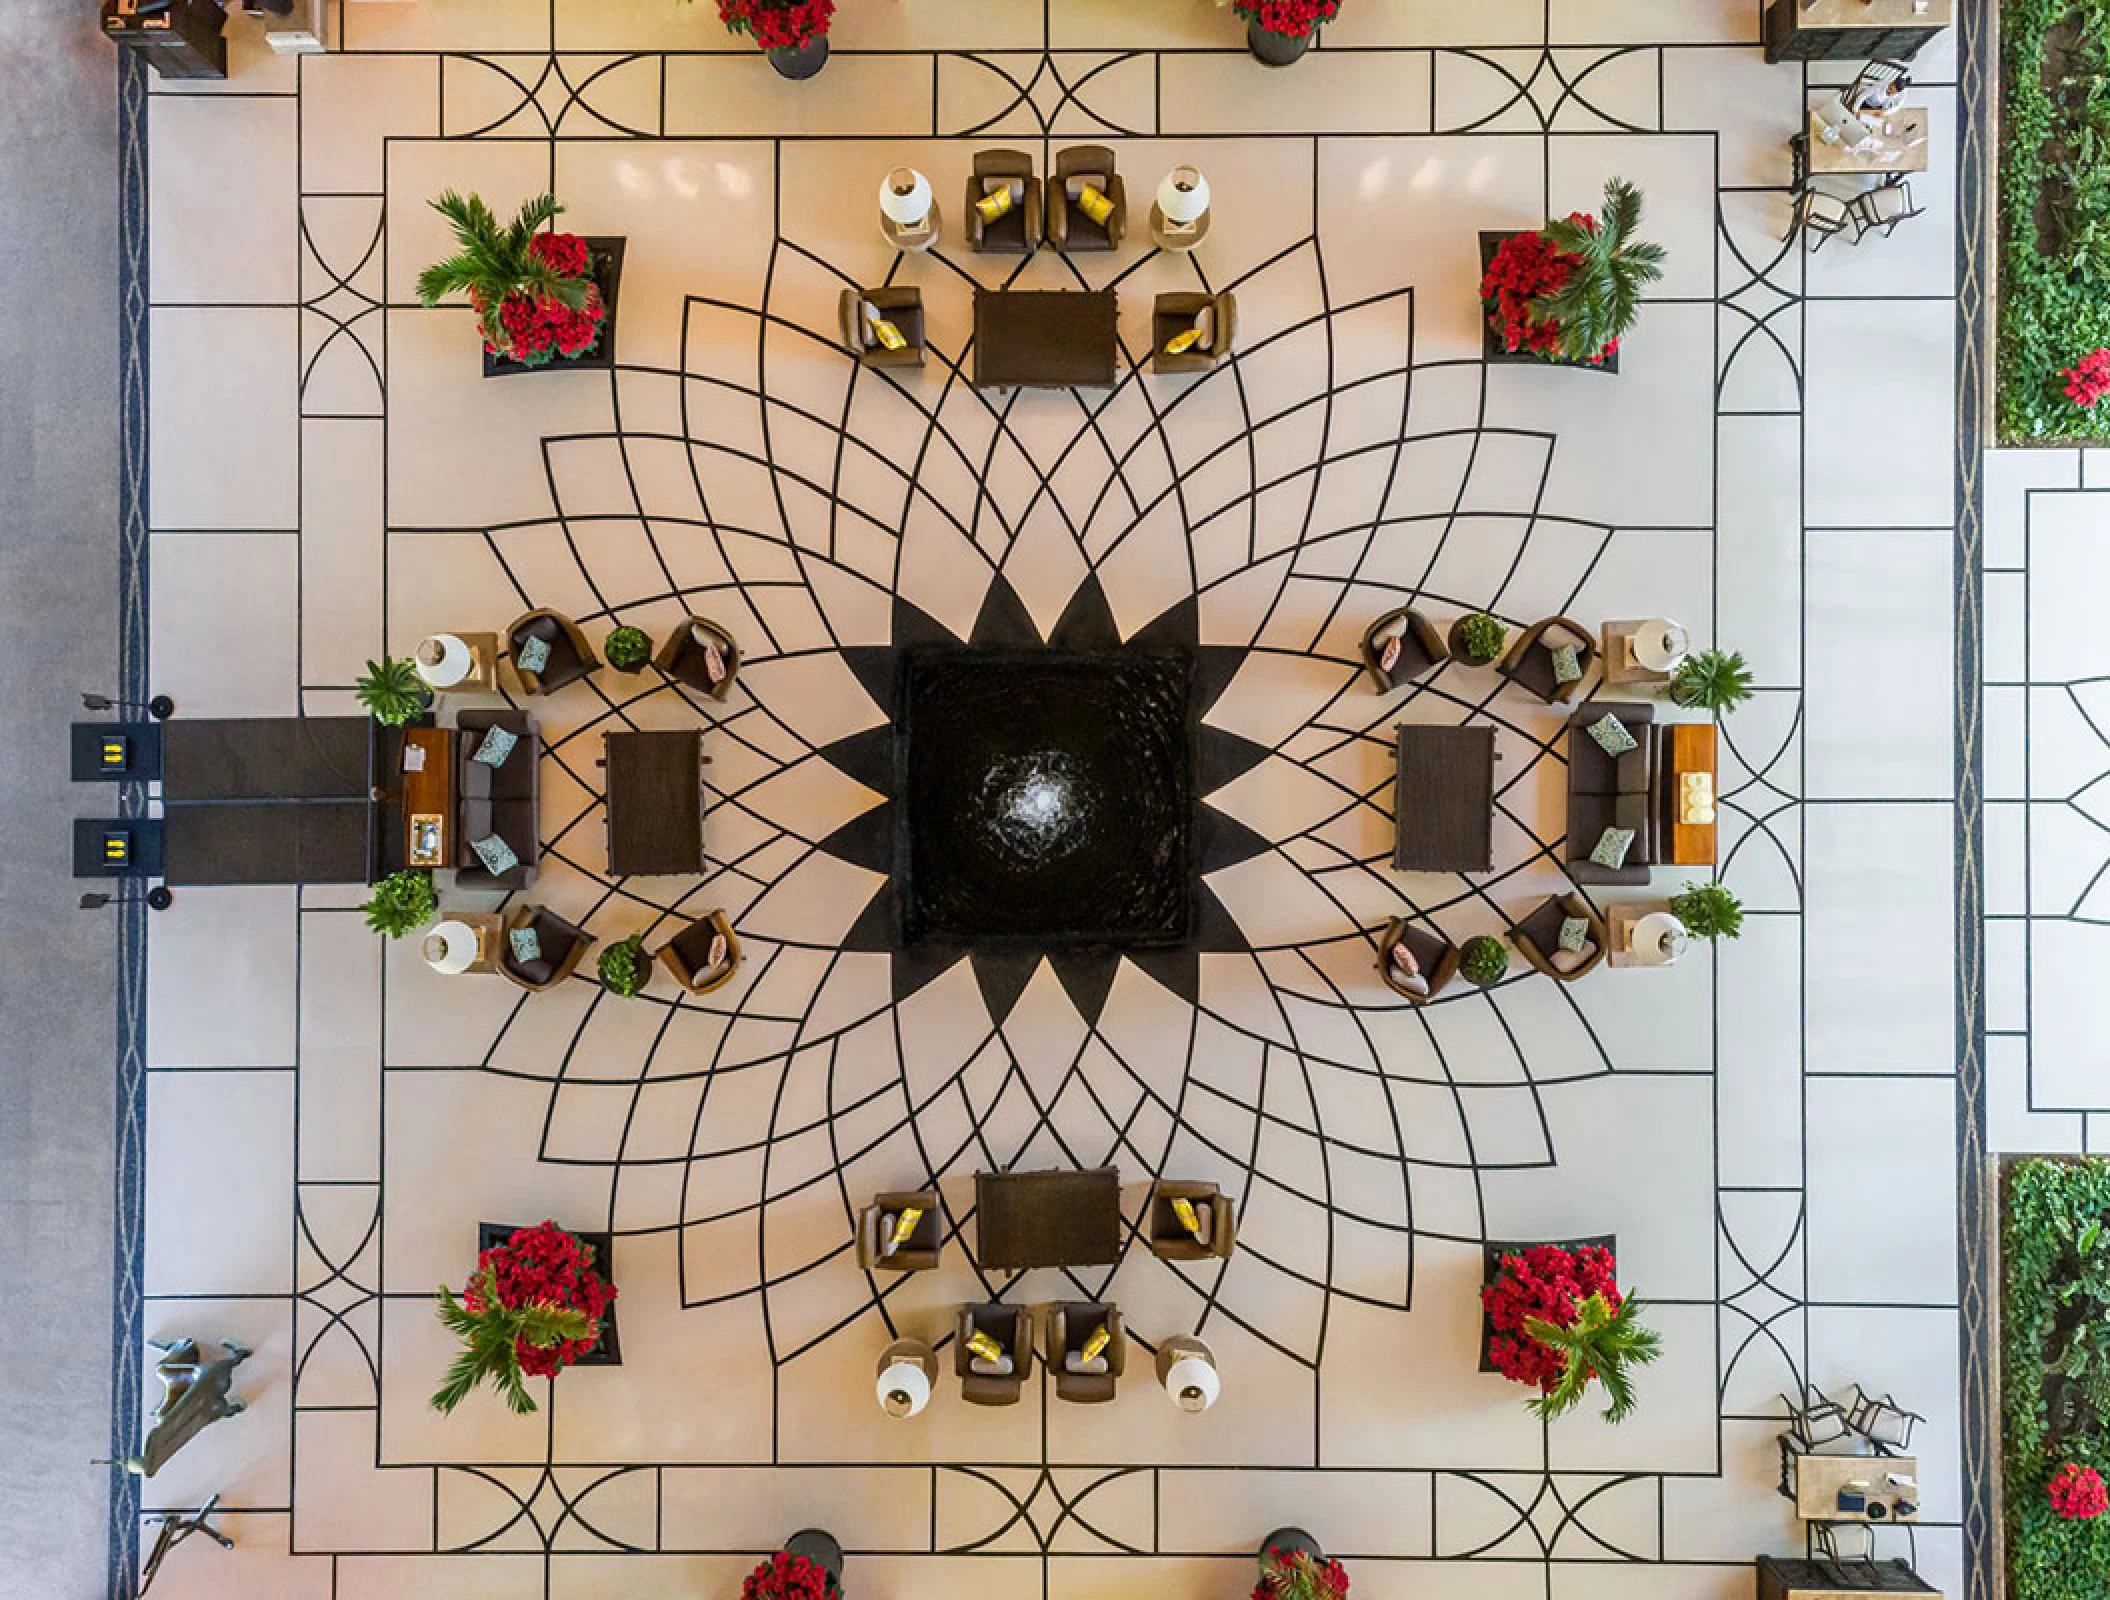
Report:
1549,643,1583,685
1586,712,1638,756
707,933,730,971
470,833,519,877
1589,826,1636,869
508,925,541,965
1558,915,1590,953
472,724,518,768
514,634,552,675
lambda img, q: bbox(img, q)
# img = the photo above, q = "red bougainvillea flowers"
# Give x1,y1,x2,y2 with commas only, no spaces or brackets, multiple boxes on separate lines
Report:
1481,215,1617,366
467,229,605,366
1481,1242,1621,1392
743,1551,841,1600
2062,348,2110,409
2050,1462,2109,1519
463,1221,616,1376
717,0,835,52
1252,1548,1350,1600
1231,0,1343,39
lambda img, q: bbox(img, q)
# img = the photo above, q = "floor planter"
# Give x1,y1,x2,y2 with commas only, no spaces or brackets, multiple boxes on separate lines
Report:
1260,1528,1321,1563
482,237,625,378
767,36,829,80
783,1528,844,1583
475,1222,622,1364
1445,618,1504,667
1477,232,1619,374
1247,20,1313,66
1478,1235,1615,1372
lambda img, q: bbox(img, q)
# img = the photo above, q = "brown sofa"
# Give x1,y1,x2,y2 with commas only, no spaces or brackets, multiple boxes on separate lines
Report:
956,1303,1033,1406
1500,615,1596,705
1152,291,1238,376
653,616,741,703
498,904,594,992
964,149,1041,255
455,708,539,891
1360,606,1448,692
506,609,598,695
1566,699,1659,886
654,909,741,994
1510,890,1608,981
1046,1303,1125,1403
1376,916,1460,1003
855,1189,941,1273
1146,1180,1236,1261
1047,145,1125,253
837,286,926,370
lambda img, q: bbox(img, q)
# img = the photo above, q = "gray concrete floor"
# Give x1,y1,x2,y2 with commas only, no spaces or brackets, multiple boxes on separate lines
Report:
0,2,122,1596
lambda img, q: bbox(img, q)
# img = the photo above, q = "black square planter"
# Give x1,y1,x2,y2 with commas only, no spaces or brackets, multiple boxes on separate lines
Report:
481,237,625,378
475,1222,621,1365
1477,232,1619,374
1478,1234,1617,1372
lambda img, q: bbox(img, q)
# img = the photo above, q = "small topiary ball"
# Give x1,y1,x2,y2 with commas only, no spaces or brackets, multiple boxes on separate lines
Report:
1460,934,1509,987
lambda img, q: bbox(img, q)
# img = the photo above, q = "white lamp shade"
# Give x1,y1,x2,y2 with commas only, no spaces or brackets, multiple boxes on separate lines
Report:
1162,1355,1221,1412
1156,167,1210,226
1632,619,1690,673
879,168,934,226
415,633,474,688
421,920,478,975
1631,911,1688,967
876,1360,932,1417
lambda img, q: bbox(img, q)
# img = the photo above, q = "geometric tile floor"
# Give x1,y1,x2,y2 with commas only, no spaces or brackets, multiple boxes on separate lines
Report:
130,3,1998,1596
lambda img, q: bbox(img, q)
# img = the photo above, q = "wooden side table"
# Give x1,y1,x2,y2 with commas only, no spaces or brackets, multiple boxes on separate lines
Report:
1599,620,1674,690
422,910,505,976
1663,723,1718,868
1607,901,1683,968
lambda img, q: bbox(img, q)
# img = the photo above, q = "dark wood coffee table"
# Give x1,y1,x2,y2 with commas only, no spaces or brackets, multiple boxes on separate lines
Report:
974,1168,1121,1270
972,288,1118,389
604,729,704,876
1392,724,1495,872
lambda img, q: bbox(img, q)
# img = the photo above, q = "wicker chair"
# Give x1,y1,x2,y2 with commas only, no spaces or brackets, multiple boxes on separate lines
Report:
1360,606,1449,692
497,905,595,992
652,616,741,703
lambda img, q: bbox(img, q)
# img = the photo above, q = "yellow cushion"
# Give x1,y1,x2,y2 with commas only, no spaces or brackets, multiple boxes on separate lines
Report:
1076,184,1114,227
1163,327,1203,357
975,184,1017,224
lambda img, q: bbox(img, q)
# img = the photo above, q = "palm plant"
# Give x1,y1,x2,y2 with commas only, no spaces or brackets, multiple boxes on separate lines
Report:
355,656,430,727
1669,881,1743,941
1523,1291,1663,1424
1669,647,1755,714
1534,177,1667,363
430,1265,593,1415
363,869,436,939
415,190,589,353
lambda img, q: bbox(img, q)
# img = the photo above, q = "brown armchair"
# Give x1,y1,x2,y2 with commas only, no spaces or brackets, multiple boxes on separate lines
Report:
1146,1180,1236,1261
1151,291,1237,376
964,149,1041,255
837,286,926,370
1046,1303,1125,1403
506,609,598,695
1510,891,1608,982
1375,916,1460,1004
653,908,741,995
1047,145,1125,254
955,1303,1033,1406
1499,615,1596,706
1360,605,1448,692
855,1188,942,1273
498,904,595,992
652,616,741,703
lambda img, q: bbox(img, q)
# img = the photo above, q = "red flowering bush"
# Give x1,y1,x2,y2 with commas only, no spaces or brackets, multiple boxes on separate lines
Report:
1482,218,1616,365
1483,1243,1620,1390
2051,1462,2109,1519
1252,1547,1349,1600
466,1221,616,1376
1230,0,1342,38
717,0,834,51
471,232,604,366
416,191,607,368
743,1551,841,1600
2062,349,2110,408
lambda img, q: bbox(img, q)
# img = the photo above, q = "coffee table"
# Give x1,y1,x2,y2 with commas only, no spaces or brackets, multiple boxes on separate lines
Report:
974,1168,1120,1270
604,729,705,876
1392,724,1495,872
972,288,1118,389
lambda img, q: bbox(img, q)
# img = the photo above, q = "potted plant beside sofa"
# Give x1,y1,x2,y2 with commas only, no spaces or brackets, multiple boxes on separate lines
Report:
711,0,835,79
1480,177,1664,371
1219,0,1341,67
1480,1241,1661,1422
415,190,623,377
431,1221,618,1415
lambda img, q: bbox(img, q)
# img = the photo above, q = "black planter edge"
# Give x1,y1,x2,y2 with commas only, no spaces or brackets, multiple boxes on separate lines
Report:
1476,231,1621,375
1477,1234,1617,1374
481,236,626,378
475,1221,621,1365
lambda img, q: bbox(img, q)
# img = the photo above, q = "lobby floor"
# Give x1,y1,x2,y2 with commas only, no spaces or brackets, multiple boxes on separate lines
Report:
131,3,1989,1598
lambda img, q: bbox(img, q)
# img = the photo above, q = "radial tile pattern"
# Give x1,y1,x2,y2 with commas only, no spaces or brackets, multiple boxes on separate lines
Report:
128,4,1982,1599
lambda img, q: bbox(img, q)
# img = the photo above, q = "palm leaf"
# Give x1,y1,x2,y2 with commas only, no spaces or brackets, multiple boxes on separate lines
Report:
1522,1292,1663,1424
415,189,586,345
1532,177,1667,361
428,1268,595,1415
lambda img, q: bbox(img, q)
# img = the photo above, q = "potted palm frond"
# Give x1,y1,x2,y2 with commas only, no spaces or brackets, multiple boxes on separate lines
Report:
355,656,431,726
1480,177,1665,371
1668,647,1754,714
432,1221,618,1415
414,190,624,377
1481,1240,1661,1423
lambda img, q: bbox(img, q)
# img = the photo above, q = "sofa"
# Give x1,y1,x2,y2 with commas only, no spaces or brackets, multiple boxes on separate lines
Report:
455,708,539,891
1565,699,1658,886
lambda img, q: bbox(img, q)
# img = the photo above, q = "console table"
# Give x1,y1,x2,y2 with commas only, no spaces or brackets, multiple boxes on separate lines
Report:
1663,723,1718,868
400,727,456,870
1764,0,1951,63
972,289,1118,389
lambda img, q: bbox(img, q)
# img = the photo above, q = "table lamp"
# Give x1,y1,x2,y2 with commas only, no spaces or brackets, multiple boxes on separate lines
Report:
414,633,476,689
1627,910,1688,968
1156,1336,1220,1412
421,919,480,975
879,166,938,251
1154,166,1211,250
1631,619,1690,674
875,1354,932,1418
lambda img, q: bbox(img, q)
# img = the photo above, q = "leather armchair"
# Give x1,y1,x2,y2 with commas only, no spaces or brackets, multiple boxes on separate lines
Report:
1375,916,1460,1004
454,708,539,891
955,1303,1033,1406
1046,1303,1125,1403
964,149,1041,255
506,609,598,695
1510,890,1608,982
837,286,926,370
652,616,741,703
1360,605,1448,691
1152,291,1237,375
1500,615,1596,705
855,1189,941,1272
1047,145,1125,253
1146,1180,1236,1261
653,909,740,995
499,904,594,992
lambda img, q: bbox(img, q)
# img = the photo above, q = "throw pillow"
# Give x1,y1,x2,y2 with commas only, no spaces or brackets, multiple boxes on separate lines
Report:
1549,643,1583,685
1549,942,1596,974
1075,184,1115,227
1379,636,1402,675
1389,940,1420,977
1586,712,1638,756
508,925,542,965
1589,826,1636,869
703,641,729,685
974,182,1017,224
1066,172,1108,201
1163,326,1204,357
1400,971,1430,996
969,1354,1015,1376
1064,1352,1110,1375
514,633,552,675
470,832,520,877
877,1212,901,1257
707,932,729,971
1558,915,1589,953
472,724,518,768
1541,620,1589,651
1194,305,1217,352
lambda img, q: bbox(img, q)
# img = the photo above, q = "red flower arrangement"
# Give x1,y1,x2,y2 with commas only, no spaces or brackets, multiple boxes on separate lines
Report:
717,0,835,52
1252,1546,1349,1600
1481,217,1615,365
465,1221,616,1377
1230,0,1343,39
2050,1462,2109,1520
2062,348,2110,409
472,232,605,366
743,1550,842,1600
1482,1242,1621,1390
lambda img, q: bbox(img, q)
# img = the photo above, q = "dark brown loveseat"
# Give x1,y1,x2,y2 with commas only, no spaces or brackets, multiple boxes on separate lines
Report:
1565,699,1657,887
455,708,539,891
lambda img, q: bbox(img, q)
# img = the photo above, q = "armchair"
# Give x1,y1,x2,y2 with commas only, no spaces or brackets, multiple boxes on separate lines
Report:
1499,615,1595,705
855,1188,941,1273
498,904,594,992
963,149,1041,255
1510,890,1607,981
1359,605,1447,691
505,609,598,695
652,616,742,703
1375,916,1459,1003
1046,1302,1125,1403
1146,1180,1235,1261
1151,291,1237,376
653,908,741,995
454,708,539,891
837,286,926,370
1047,145,1125,253
955,1303,1033,1406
